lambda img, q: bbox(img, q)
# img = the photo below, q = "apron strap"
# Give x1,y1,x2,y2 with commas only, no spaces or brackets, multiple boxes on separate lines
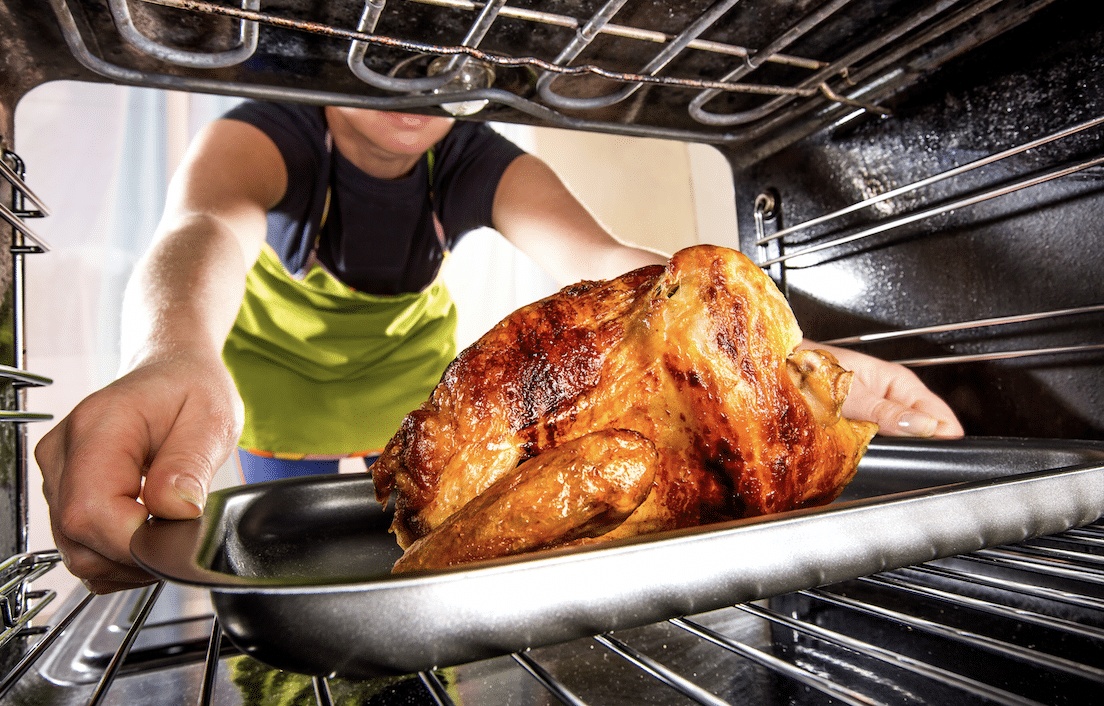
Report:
425,147,447,252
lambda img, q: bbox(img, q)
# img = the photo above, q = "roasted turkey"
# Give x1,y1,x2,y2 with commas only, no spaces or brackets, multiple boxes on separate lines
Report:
373,245,878,572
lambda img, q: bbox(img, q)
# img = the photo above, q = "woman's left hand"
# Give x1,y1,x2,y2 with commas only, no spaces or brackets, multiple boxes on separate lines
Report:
802,340,965,438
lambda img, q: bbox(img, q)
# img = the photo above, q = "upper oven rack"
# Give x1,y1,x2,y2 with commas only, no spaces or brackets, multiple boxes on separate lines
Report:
749,111,1104,369
44,0,1055,153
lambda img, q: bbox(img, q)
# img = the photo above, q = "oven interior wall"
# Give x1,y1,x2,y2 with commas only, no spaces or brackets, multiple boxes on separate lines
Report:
727,1,1104,440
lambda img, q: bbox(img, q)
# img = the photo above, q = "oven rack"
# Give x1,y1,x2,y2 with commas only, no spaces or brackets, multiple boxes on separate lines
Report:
0,151,53,392
0,520,1099,705
46,0,1048,151
1,150,55,643
751,112,1104,370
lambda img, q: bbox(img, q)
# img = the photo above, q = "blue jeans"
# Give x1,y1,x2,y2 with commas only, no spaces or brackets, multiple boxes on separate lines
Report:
236,448,377,484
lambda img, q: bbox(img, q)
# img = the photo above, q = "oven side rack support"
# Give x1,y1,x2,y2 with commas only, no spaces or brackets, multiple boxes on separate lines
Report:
1,151,55,650
751,112,1104,368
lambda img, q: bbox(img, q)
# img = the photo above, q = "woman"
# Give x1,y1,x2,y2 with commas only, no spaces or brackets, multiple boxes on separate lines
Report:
35,101,962,594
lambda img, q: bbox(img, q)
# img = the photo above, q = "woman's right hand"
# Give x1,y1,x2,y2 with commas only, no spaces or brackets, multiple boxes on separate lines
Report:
34,118,288,594
34,351,244,594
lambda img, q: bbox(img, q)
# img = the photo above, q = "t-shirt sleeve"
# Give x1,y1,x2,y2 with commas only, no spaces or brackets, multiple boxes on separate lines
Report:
433,122,527,246
221,101,327,201
219,101,329,274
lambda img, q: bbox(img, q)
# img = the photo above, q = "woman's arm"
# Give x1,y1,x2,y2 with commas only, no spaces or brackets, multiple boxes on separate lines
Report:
491,154,668,284
34,119,286,593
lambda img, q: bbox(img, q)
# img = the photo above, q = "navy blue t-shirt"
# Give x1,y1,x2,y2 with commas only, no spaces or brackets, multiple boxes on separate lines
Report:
222,101,526,295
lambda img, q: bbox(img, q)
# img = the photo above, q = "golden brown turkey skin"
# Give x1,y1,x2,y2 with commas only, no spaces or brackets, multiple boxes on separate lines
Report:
391,429,658,573
373,245,878,568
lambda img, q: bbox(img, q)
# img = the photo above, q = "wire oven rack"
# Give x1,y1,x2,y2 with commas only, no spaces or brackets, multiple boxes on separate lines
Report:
749,110,1104,371
44,0,1055,152
0,519,1101,705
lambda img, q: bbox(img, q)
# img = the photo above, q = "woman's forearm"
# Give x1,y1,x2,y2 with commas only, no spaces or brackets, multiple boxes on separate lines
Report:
119,213,260,374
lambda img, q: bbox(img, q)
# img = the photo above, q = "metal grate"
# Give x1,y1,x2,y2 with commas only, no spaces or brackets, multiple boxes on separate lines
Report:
44,0,1055,151
750,112,1104,370
0,520,1099,704
0,149,55,673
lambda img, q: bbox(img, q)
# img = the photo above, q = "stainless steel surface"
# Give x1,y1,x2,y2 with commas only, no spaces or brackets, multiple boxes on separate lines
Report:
129,438,1104,678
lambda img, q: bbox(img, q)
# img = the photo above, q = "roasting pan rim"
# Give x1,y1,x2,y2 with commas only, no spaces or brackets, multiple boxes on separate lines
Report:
128,435,1104,677
131,434,1104,593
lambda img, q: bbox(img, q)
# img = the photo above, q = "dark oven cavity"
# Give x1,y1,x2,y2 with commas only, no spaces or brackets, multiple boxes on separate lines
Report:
1,1,1102,704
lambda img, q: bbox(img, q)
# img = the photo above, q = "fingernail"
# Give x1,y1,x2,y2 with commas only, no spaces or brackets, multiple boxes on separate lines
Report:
174,476,206,516
896,411,938,437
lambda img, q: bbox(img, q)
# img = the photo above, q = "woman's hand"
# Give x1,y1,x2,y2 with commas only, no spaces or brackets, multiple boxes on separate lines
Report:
35,351,244,594
804,341,964,438
37,117,279,594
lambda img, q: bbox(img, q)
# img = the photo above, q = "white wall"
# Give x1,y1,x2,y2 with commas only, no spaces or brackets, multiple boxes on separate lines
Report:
528,126,737,256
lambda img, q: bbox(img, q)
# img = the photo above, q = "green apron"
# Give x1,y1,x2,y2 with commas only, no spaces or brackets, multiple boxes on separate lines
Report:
223,246,457,459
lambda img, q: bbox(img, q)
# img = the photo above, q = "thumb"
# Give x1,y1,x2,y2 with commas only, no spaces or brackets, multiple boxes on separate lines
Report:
864,398,939,437
140,428,228,521
845,393,961,438
136,365,243,521
144,459,213,521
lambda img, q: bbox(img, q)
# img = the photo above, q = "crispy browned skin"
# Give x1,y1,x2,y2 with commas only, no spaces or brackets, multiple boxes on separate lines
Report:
373,245,878,569
392,429,658,573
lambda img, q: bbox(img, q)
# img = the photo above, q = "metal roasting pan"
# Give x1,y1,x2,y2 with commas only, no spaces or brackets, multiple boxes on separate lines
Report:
131,436,1104,679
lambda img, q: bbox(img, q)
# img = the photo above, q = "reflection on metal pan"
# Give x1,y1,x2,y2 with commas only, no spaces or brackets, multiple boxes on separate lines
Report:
131,437,1104,678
